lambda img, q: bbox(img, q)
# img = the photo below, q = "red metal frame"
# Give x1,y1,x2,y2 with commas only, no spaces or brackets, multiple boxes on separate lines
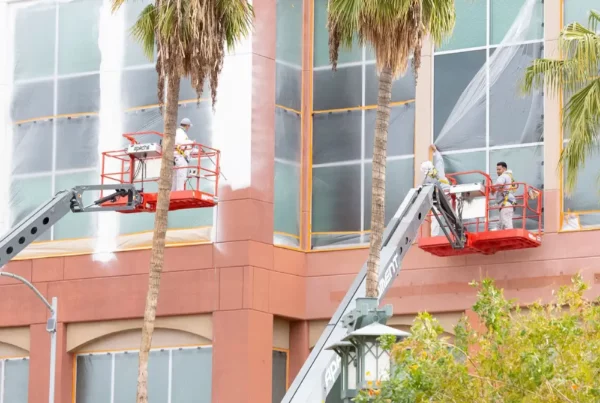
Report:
99,131,220,213
418,170,543,256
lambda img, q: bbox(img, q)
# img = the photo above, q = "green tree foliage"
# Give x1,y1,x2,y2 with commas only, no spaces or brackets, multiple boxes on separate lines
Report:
356,274,600,402
523,10,600,194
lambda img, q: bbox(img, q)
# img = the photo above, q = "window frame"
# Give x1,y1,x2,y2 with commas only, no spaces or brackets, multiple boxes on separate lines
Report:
0,356,30,402
309,6,417,249
431,0,546,235
73,345,213,403
5,0,217,248
558,3,600,233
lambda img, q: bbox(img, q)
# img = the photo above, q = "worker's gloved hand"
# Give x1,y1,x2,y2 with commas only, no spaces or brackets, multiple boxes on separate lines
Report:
420,161,434,175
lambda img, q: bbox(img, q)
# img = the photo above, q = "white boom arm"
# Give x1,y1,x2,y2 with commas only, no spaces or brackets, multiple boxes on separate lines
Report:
0,184,141,266
282,183,465,402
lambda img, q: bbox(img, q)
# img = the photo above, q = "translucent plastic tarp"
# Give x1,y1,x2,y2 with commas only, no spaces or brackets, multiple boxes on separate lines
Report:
562,144,600,231
309,0,547,250
428,0,545,236
3,0,251,260
75,348,212,403
272,350,289,403
434,0,543,151
274,0,303,248
1,358,29,403
311,104,415,249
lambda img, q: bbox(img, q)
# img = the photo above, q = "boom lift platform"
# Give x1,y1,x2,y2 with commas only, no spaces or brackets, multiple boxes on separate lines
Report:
282,173,543,402
100,131,220,213
418,170,542,256
0,131,219,266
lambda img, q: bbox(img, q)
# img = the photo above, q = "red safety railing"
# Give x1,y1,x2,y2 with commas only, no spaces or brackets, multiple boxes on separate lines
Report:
100,131,220,199
420,170,543,238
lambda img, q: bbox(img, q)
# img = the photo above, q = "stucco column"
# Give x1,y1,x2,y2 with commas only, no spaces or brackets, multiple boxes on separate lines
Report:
542,0,563,233
289,320,310,381
212,310,274,403
414,36,434,236
28,323,72,403
211,0,277,400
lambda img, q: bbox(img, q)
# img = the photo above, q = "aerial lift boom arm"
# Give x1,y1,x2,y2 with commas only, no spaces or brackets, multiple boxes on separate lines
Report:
282,183,465,402
0,184,141,266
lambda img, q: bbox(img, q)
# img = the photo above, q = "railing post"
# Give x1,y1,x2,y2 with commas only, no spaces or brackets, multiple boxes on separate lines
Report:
522,184,528,230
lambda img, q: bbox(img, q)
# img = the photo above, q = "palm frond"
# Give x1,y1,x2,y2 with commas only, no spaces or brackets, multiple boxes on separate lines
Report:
561,78,600,194
588,9,600,32
522,58,585,96
218,0,255,51
559,22,600,79
422,0,456,47
327,0,362,70
327,0,455,78
111,0,126,13
131,4,157,61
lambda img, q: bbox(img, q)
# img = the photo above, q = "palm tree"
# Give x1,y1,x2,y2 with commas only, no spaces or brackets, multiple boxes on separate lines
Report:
327,0,455,297
110,1,253,402
523,10,600,193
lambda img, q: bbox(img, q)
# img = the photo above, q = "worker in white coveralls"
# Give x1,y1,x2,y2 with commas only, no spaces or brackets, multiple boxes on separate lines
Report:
172,118,194,191
491,161,516,230
420,144,452,236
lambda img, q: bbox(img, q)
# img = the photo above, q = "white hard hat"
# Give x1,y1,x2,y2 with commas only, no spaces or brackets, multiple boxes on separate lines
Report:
420,161,434,175
180,118,192,127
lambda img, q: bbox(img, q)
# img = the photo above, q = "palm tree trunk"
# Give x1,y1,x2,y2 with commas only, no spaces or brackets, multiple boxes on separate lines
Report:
366,65,393,298
136,75,181,403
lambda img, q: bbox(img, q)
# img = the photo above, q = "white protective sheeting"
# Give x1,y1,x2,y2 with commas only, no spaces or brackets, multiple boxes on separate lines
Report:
310,0,544,249
274,0,303,248
13,227,212,260
435,0,543,151
2,0,249,260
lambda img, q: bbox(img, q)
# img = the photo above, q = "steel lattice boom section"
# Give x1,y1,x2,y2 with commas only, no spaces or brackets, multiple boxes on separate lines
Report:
0,184,140,266
282,184,453,402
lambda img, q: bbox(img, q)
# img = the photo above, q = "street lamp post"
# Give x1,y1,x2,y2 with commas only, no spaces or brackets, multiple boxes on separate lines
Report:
0,271,57,403
326,297,409,402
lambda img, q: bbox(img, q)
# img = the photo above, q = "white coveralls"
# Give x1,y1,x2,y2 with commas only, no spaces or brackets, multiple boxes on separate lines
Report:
172,127,193,191
494,170,516,230
423,150,452,236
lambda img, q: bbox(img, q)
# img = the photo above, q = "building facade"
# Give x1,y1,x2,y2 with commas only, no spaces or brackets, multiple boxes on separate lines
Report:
0,0,598,402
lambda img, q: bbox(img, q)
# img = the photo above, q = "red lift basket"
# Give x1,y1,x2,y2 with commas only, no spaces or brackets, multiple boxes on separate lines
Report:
99,131,220,213
418,170,543,257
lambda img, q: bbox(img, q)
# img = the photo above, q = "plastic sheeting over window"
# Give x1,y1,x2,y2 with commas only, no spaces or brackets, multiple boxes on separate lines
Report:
310,0,416,249
311,107,415,249
75,347,212,403
560,6,600,231
272,350,288,403
4,0,217,260
0,358,29,403
274,0,302,248
564,0,598,27
562,141,600,231
432,0,545,233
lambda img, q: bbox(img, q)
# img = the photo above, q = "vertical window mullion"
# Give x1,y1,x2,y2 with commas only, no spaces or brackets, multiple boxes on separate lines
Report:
485,0,491,173
168,349,173,403
110,353,115,403
0,359,5,403
50,0,60,241
360,45,366,243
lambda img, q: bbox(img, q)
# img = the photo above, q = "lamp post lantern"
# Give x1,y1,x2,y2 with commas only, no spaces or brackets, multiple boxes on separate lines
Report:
343,322,409,390
326,341,358,401
326,297,409,402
